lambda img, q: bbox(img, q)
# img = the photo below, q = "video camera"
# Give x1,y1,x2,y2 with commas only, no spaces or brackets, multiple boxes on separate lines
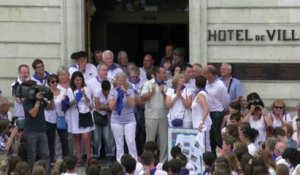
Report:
10,116,25,131
15,80,53,101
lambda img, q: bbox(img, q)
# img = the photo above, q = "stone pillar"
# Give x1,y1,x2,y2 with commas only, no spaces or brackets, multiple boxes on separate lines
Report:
61,0,85,66
189,0,207,66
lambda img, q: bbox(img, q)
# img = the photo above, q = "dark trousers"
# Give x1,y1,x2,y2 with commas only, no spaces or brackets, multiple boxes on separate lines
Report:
209,111,224,155
135,107,146,155
25,131,50,172
46,122,69,163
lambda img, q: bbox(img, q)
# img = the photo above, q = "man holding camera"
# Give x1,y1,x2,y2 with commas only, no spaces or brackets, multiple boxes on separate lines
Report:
22,81,54,172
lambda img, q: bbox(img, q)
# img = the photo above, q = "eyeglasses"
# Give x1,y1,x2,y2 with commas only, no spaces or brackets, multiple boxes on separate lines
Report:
51,80,58,84
131,76,139,79
274,106,284,109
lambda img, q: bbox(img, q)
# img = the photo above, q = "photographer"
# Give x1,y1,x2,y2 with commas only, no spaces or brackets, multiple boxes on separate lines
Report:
22,80,54,171
0,119,18,159
242,92,272,147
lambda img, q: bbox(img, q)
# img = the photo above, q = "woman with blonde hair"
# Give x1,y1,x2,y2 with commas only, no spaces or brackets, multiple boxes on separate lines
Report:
108,72,137,162
270,99,292,128
166,73,192,128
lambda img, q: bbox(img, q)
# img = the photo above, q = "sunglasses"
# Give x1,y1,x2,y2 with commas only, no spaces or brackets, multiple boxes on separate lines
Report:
274,106,284,109
51,80,58,84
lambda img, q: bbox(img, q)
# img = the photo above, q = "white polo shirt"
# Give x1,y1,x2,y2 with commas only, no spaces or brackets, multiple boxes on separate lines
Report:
68,63,97,81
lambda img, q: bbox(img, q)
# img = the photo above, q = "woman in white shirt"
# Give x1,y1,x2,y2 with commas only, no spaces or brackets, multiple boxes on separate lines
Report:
66,71,94,164
242,92,272,147
166,73,192,128
270,99,292,128
191,75,212,151
45,74,69,164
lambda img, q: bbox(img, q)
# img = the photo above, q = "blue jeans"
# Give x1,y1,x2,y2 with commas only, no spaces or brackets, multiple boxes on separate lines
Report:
92,123,115,157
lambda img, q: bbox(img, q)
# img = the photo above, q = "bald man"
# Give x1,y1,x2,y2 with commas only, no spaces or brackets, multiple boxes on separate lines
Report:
220,63,243,103
274,141,289,167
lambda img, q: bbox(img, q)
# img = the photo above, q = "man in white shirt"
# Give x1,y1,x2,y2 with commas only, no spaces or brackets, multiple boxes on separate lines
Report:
117,50,129,73
140,54,155,82
11,64,31,124
274,141,290,167
68,51,97,81
87,64,109,99
141,67,169,162
31,59,50,86
86,64,116,159
203,65,230,155
102,50,123,82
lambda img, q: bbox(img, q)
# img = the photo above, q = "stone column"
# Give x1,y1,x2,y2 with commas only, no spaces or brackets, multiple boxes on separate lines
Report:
189,0,207,66
61,0,85,66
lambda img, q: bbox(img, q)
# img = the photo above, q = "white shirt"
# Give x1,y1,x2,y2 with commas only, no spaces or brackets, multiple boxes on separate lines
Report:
107,64,123,82
87,76,103,99
45,90,65,124
248,143,258,156
31,71,50,86
11,78,25,118
249,115,266,146
68,63,97,81
292,115,299,131
191,91,212,130
139,67,148,82
271,112,292,128
205,79,230,112
140,79,169,119
138,169,168,175
166,87,192,125
94,89,109,116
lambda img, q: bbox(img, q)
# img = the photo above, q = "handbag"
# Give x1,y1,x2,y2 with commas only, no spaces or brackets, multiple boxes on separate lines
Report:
93,110,108,126
72,90,94,128
55,104,67,130
170,88,187,127
56,116,67,130
78,112,94,128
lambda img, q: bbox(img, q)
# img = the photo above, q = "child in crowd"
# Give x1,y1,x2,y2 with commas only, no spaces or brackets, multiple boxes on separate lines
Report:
62,155,78,175
202,152,216,175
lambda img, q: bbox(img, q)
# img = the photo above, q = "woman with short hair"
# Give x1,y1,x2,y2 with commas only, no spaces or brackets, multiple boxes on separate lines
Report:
166,73,192,128
108,72,137,162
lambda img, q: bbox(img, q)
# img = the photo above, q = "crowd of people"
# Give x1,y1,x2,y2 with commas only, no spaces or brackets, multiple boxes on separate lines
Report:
0,44,300,175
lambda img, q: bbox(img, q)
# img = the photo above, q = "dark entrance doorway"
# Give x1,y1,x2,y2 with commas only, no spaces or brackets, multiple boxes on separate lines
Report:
91,22,188,66
89,0,189,66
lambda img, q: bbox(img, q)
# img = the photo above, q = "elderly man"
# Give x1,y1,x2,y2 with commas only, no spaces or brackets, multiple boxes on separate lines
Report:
117,51,129,72
140,54,155,82
68,51,97,81
102,50,123,82
141,66,169,163
274,141,289,166
87,63,116,160
192,63,202,78
203,65,230,155
220,63,243,103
